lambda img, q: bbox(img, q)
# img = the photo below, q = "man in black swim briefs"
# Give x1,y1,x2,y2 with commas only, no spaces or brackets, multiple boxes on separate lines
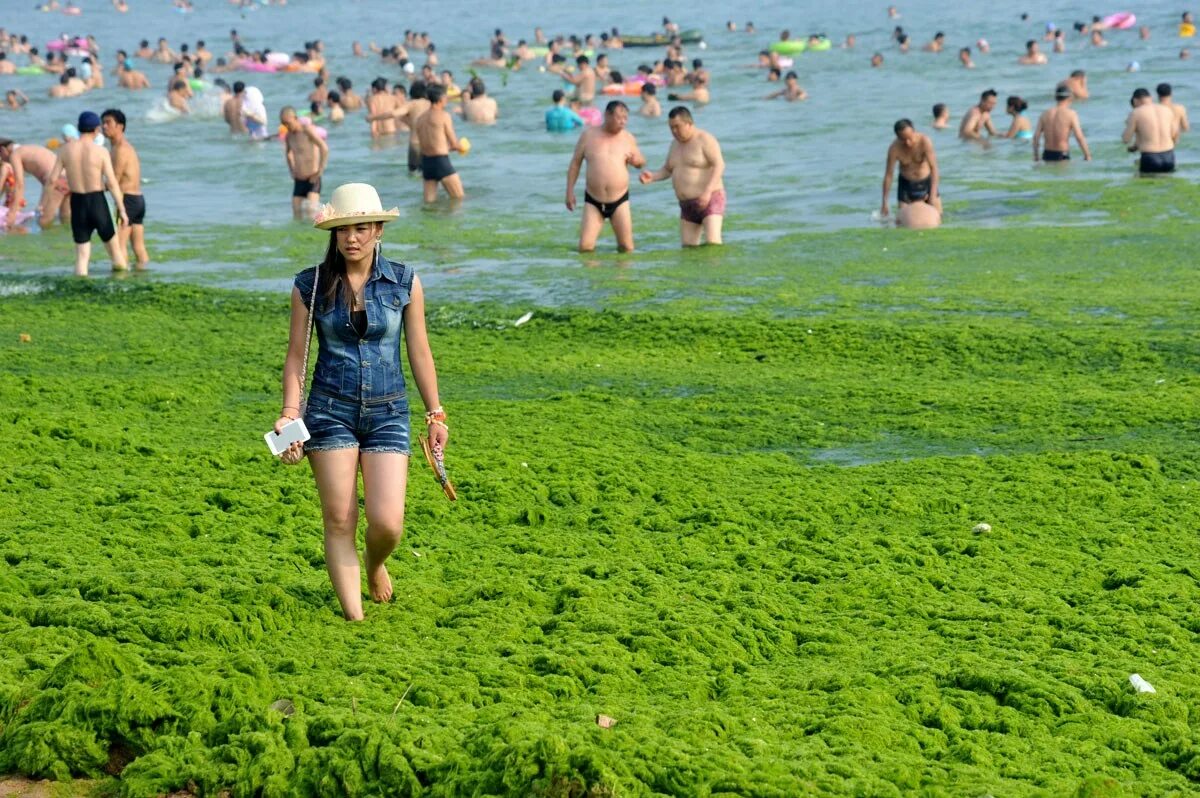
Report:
280,105,329,219
896,174,932,202
565,100,646,252
1123,87,1179,175
45,111,128,275
583,190,629,219
102,108,150,269
413,85,466,202
881,118,942,219
1034,85,1091,163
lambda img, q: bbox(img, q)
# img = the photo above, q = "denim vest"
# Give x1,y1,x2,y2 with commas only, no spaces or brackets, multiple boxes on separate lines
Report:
294,252,413,403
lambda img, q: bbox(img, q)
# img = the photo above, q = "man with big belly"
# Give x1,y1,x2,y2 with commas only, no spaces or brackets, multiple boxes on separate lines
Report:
565,100,645,252
639,106,727,246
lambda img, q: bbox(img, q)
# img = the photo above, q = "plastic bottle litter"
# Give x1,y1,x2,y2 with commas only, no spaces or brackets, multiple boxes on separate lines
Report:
514,311,534,327
1129,673,1156,694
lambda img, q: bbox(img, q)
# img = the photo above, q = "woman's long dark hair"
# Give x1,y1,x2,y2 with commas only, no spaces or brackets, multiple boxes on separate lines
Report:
318,231,347,310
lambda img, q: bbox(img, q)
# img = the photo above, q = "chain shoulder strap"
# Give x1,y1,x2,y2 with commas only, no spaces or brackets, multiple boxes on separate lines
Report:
298,266,319,411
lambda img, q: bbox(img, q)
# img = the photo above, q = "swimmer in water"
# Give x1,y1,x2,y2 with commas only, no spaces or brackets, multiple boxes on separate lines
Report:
546,89,584,131
414,85,466,202
765,71,807,101
281,105,329,217
1018,40,1048,65
958,47,974,68
932,103,950,129
881,118,942,220
959,89,998,140
639,106,726,247
1062,70,1088,99
1033,84,1091,163
1003,96,1032,139
166,80,190,114
461,77,497,124
1123,87,1179,174
639,83,661,117
102,108,149,269
565,100,645,252
563,54,597,104
4,90,29,110
1156,83,1189,139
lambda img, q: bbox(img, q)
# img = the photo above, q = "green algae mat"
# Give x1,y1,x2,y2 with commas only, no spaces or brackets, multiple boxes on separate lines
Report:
2,183,1200,796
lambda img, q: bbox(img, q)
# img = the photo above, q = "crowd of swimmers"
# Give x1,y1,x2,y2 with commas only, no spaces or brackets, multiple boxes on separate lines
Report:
0,7,1195,269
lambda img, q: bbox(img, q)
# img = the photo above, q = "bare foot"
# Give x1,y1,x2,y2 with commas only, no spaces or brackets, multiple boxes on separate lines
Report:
367,561,393,603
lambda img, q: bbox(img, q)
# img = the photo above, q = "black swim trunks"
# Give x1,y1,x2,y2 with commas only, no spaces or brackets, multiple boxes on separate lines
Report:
1139,150,1176,174
420,154,456,182
123,193,146,225
293,176,322,198
1042,149,1070,162
584,190,630,220
69,191,115,244
896,174,931,204
407,145,420,173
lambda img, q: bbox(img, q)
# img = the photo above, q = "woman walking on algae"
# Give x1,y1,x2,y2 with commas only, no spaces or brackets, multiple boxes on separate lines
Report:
272,183,449,621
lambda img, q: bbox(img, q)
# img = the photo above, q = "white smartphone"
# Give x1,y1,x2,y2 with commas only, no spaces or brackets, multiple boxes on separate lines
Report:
265,417,311,456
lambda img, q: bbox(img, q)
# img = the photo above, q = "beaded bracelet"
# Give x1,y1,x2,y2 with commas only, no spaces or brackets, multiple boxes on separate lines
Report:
424,406,447,424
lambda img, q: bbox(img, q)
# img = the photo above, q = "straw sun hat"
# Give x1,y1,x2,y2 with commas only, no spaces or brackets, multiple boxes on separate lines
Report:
313,183,400,230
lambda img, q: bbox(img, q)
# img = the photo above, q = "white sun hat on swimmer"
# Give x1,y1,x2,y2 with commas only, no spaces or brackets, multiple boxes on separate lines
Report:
313,183,400,230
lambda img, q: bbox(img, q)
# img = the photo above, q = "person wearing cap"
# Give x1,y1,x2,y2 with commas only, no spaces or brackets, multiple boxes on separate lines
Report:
274,183,447,622
1033,84,1092,162
44,111,128,275
1123,88,1179,174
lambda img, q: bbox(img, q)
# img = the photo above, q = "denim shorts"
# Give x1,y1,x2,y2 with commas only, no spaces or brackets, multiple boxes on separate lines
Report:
303,392,411,455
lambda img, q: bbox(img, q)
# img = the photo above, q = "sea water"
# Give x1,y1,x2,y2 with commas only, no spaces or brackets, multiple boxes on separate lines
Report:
2,0,1193,242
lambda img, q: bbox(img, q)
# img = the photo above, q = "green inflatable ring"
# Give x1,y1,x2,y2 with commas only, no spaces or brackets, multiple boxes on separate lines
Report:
16,66,45,75
808,39,832,51
768,41,807,55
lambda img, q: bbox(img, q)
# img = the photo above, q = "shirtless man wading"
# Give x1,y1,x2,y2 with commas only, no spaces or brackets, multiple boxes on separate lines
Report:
1123,87,1180,174
224,81,248,134
639,106,726,246
1033,84,1092,162
0,139,69,227
414,84,466,202
959,89,998,140
403,81,431,174
102,108,149,268
365,77,397,138
45,111,128,275
881,118,942,219
565,100,646,252
1156,82,1189,139
280,105,329,218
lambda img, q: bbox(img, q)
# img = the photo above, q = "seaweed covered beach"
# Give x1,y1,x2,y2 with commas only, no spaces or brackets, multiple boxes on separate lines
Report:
2,180,1200,796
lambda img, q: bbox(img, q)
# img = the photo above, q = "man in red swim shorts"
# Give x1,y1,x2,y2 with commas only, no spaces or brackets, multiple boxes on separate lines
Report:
639,105,726,246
